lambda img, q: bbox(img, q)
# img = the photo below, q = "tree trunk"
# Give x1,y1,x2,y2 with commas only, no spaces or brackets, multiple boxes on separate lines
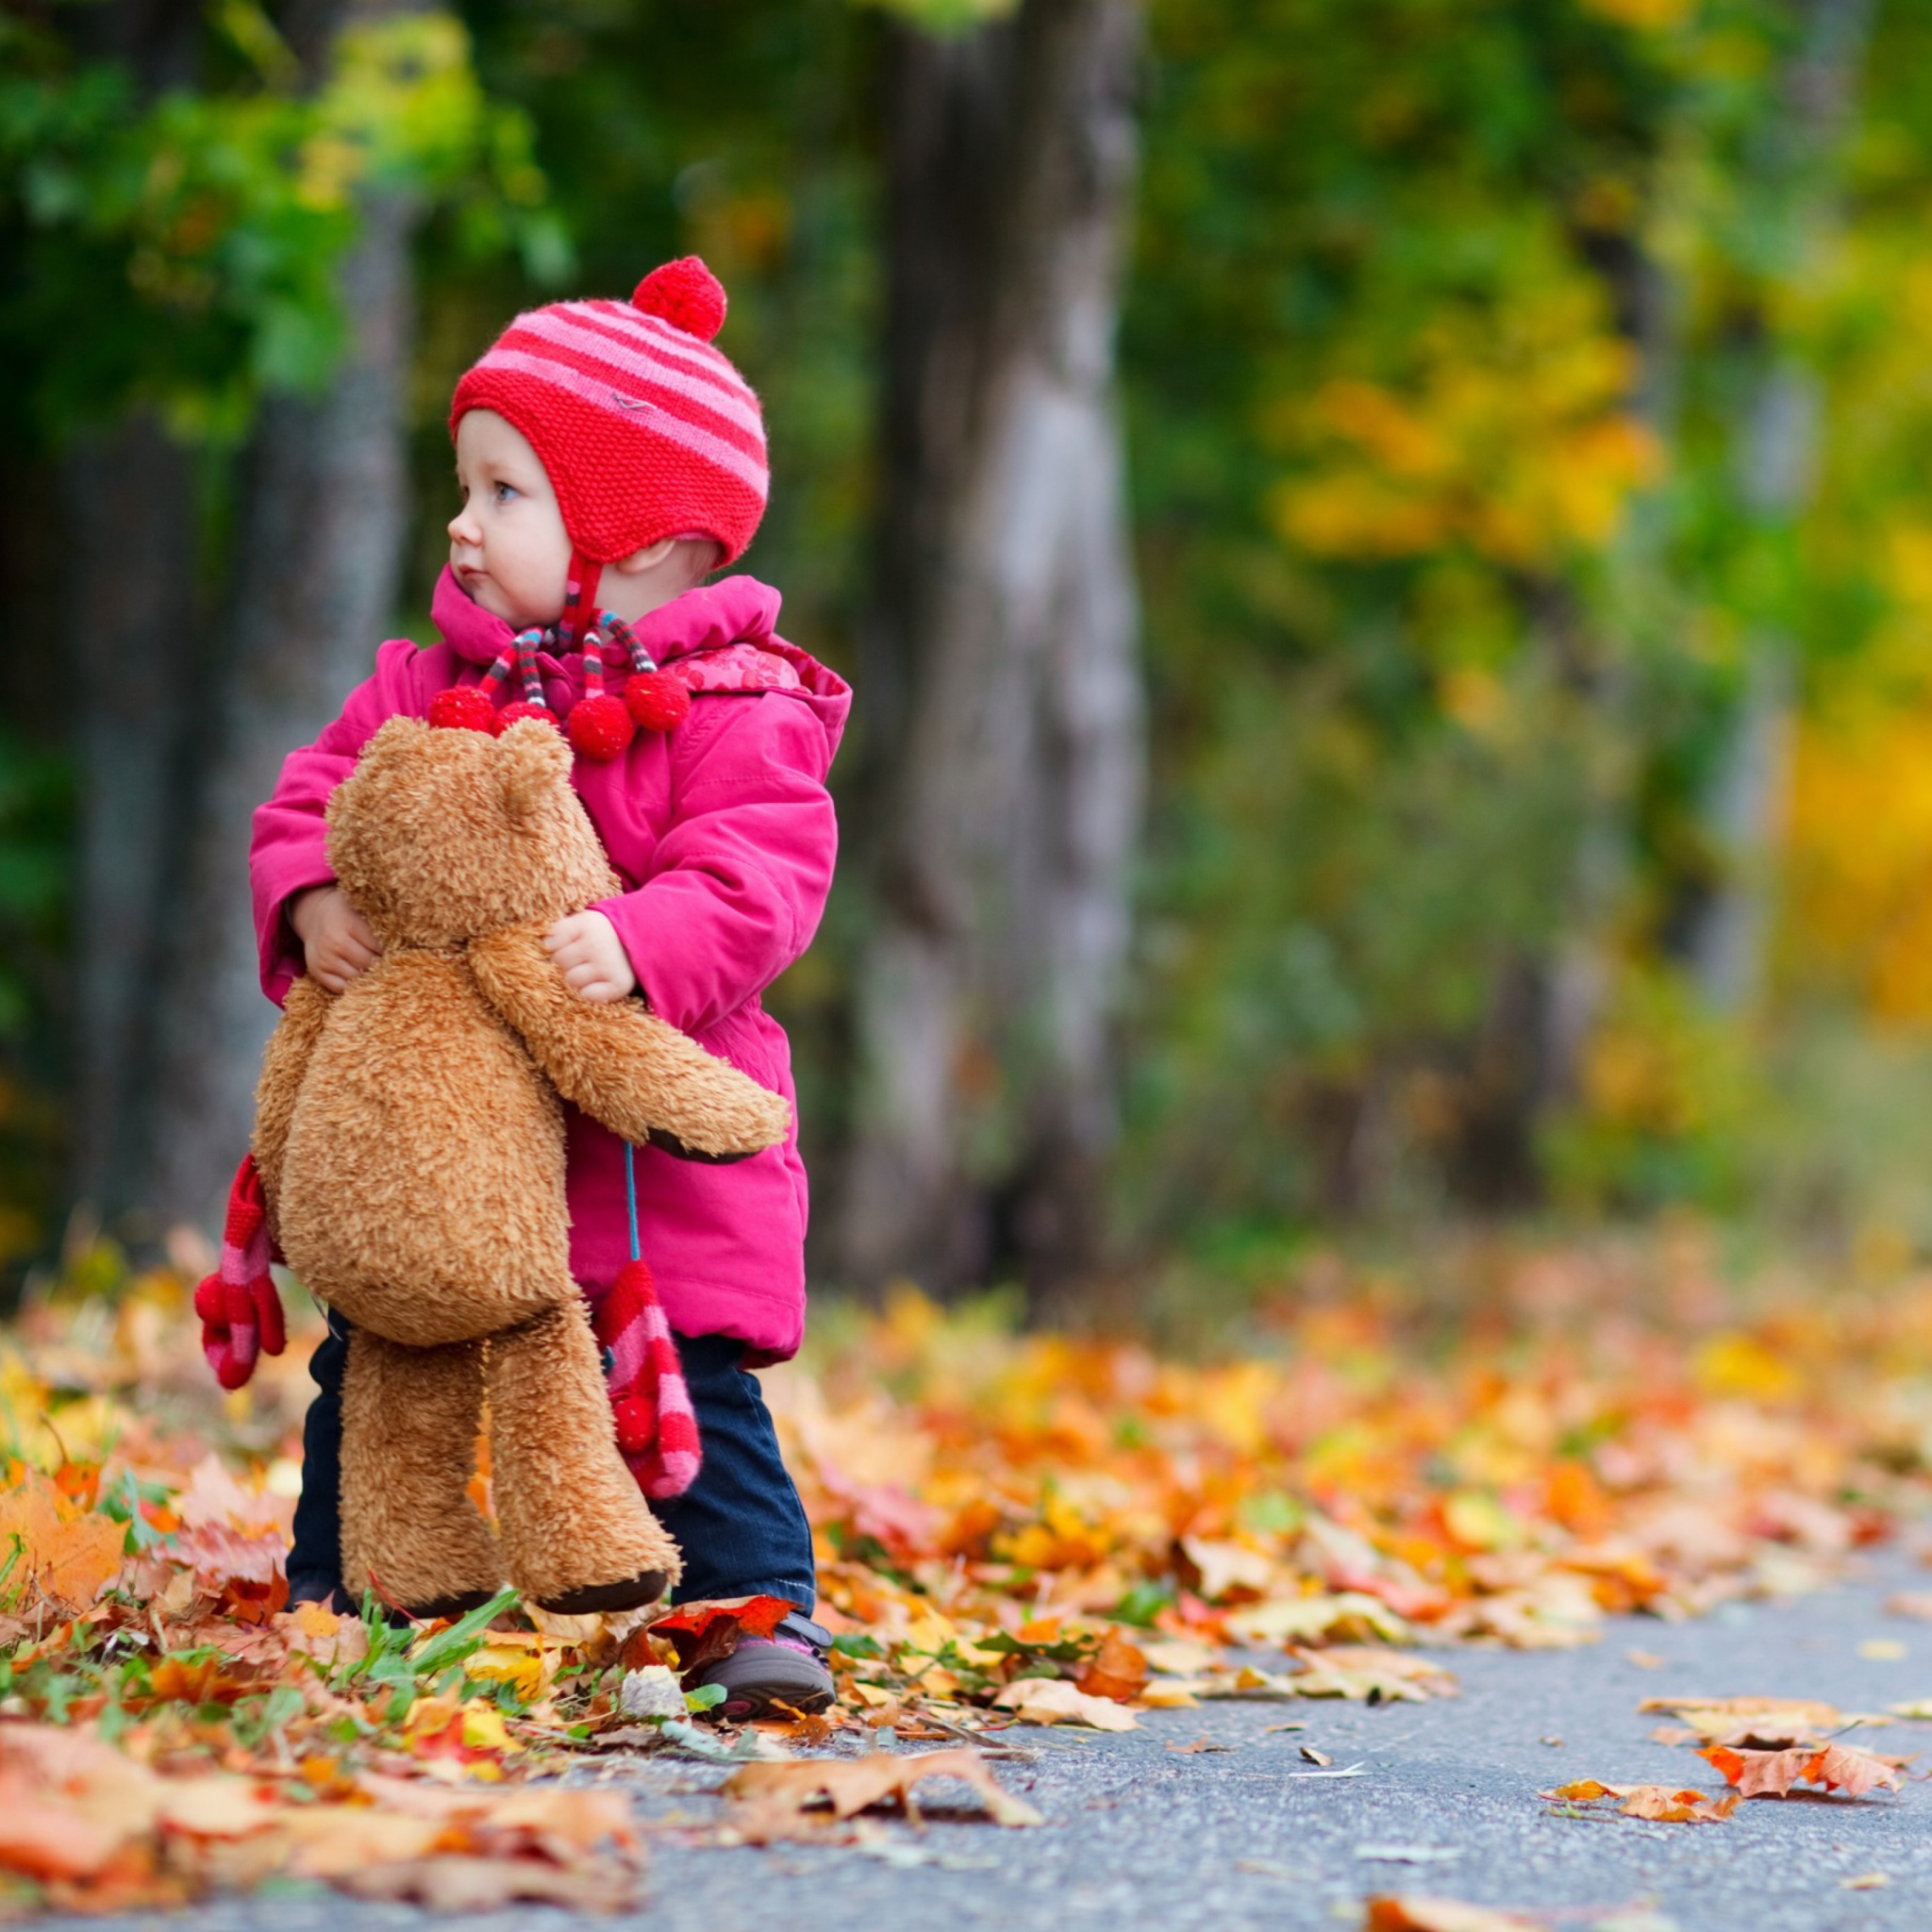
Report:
59,0,207,1226
841,0,1144,1299
1533,218,1687,1113
62,417,201,1220
131,184,418,1237
1687,0,1873,1013
55,0,422,1241
132,187,416,1236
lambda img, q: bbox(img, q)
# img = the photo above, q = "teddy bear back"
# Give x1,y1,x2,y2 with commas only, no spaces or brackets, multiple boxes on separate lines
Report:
325,717,622,951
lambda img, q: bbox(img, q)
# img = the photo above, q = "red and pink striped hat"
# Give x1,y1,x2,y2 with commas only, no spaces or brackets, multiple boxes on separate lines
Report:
450,258,766,638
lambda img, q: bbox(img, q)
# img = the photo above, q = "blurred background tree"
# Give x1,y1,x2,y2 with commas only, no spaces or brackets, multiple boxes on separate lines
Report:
5,0,1932,1304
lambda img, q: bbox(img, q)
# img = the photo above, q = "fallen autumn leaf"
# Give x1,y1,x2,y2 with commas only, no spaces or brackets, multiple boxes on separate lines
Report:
1541,1779,1738,1824
1364,1897,1550,1931
1695,1741,1907,1799
991,1677,1141,1730
719,1747,1043,1840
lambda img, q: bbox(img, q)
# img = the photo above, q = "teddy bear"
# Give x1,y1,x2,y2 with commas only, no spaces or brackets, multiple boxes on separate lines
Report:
248,713,791,1619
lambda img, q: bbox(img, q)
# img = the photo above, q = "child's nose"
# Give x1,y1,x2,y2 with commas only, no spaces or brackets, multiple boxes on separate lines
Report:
448,506,480,545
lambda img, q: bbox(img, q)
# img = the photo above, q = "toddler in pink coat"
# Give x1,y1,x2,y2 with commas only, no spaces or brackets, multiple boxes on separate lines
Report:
252,258,850,1718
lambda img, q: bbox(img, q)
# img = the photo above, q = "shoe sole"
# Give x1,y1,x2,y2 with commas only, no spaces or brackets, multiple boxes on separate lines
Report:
719,1682,836,1723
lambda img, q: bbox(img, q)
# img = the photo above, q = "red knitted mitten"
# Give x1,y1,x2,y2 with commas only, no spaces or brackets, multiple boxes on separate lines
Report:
193,1155,286,1391
590,1258,702,1498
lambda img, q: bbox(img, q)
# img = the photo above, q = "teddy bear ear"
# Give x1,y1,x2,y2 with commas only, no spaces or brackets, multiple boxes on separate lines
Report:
495,716,574,824
358,714,434,772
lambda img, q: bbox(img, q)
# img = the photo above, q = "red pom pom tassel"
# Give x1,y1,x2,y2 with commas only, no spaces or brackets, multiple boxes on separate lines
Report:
494,700,559,735
625,671,691,732
568,691,636,761
630,258,727,342
429,686,498,733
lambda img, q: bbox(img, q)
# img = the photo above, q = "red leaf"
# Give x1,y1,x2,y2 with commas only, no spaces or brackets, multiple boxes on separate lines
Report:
648,1594,795,1680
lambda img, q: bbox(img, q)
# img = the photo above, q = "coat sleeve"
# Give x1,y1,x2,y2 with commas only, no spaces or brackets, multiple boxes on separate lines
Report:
249,639,430,1006
592,692,839,1037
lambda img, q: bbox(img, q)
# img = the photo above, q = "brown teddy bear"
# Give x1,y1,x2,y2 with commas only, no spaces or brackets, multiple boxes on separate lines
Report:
251,715,791,1619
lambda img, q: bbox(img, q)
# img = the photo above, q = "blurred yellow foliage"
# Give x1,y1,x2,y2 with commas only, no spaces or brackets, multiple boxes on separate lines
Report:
1579,0,1696,30
1785,683,1932,1023
1272,283,1660,570
1580,969,1740,1139
1694,1331,1802,1403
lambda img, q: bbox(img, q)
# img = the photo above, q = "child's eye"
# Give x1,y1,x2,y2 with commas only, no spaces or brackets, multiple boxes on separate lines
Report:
493,481,518,505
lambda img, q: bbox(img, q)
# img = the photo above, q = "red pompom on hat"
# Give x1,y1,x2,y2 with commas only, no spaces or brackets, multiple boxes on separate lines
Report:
633,258,727,341
448,254,766,622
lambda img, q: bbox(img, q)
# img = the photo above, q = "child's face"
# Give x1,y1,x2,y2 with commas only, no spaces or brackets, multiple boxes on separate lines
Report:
448,410,573,629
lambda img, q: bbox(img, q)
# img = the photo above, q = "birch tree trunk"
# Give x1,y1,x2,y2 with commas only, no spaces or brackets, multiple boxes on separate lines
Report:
841,0,1144,1297
1688,0,1873,1013
127,16,418,1235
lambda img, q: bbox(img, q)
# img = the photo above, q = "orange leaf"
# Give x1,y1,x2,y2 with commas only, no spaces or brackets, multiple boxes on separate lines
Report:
0,1779,131,1881
0,1470,125,1611
1541,1778,1736,1823
1618,1785,1739,1823
1076,1629,1150,1703
51,1463,101,1509
148,1657,258,1707
0,1724,162,1881
1365,1898,1551,1931
220,1567,291,1625
1699,1742,1905,1799
721,1747,1041,1840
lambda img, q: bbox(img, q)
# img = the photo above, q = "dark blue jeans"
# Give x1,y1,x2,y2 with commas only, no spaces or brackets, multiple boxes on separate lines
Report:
289,1310,817,1611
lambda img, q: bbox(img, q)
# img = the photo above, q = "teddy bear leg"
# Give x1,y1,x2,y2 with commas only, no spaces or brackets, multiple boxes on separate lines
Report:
487,1300,683,1614
340,1328,504,1619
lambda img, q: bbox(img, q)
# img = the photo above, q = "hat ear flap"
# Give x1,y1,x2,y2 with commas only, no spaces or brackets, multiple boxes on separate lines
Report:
495,716,574,825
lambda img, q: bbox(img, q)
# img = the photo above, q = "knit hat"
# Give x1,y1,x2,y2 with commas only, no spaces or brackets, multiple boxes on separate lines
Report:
449,257,767,640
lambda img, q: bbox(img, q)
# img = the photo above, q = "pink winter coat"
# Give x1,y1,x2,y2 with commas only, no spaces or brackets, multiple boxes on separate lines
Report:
250,568,850,1362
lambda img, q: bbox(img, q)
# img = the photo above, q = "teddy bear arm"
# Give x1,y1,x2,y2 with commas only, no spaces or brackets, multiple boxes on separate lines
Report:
467,924,792,1158
251,973,334,1213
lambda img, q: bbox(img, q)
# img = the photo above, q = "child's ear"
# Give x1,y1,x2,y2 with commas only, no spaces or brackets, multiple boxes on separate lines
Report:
609,537,681,577
495,718,573,824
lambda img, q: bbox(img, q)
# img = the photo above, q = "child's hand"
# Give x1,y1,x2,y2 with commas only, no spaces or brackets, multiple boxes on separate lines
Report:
291,885,381,994
544,909,638,1003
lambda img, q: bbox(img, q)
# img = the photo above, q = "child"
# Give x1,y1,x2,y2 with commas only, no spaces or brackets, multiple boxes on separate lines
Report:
250,258,850,1719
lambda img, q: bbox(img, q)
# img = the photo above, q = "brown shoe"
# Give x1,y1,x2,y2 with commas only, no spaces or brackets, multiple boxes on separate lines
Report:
693,1611,835,1722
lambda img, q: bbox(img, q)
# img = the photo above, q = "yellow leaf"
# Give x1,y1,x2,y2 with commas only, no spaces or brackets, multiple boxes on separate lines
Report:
1692,1334,1799,1402
460,1704,518,1756
991,1678,1140,1731
465,1636,550,1702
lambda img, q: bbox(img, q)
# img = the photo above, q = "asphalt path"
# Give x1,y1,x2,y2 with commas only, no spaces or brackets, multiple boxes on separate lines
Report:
53,1557,1932,1932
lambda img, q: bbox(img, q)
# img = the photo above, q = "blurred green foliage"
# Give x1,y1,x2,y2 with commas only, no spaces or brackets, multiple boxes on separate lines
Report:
0,2,557,441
